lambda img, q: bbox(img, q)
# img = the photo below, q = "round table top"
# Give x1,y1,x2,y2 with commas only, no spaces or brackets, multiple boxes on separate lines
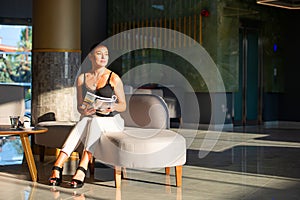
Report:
0,125,48,135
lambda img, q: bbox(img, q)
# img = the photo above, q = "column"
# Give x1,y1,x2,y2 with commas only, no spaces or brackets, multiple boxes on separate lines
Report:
31,0,81,124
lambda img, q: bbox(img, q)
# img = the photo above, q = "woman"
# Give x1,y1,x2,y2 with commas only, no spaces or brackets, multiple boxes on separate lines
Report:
49,44,126,188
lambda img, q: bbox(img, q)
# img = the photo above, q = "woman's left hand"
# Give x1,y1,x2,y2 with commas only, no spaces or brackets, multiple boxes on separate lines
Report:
96,103,115,115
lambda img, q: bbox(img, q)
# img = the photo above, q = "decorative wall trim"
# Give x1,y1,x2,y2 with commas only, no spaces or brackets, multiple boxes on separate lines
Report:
32,49,81,53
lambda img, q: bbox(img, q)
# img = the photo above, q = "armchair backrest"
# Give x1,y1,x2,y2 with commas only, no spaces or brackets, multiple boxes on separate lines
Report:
120,94,170,129
0,84,25,125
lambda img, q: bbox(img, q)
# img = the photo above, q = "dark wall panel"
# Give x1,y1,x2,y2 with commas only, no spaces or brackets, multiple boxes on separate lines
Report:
279,11,300,121
0,0,32,21
81,0,108,60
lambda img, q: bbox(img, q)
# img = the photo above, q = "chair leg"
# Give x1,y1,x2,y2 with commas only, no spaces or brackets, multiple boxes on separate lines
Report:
175,166,182,187
114,166,122,188
88,157,95,177
55,148,61,158
165,167,171,175
39,146,45,162
121,167,127,179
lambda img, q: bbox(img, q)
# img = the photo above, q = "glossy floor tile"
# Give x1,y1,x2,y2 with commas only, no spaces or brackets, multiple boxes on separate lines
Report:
0,125,300,199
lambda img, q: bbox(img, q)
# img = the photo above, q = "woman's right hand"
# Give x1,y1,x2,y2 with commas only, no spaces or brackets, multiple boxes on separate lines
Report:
79,105,96,116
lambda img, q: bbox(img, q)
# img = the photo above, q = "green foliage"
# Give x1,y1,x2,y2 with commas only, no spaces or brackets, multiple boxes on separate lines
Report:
0,26,32,84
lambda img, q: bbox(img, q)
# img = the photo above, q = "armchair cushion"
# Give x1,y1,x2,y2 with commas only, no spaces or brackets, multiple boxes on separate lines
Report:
120,93,169,129
95,127,186,168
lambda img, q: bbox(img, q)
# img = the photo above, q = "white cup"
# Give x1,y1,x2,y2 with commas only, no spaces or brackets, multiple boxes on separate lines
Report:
23,120,31,129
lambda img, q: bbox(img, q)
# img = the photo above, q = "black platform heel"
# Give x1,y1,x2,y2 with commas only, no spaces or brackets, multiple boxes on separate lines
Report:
49,166,63,186
69,166,87,188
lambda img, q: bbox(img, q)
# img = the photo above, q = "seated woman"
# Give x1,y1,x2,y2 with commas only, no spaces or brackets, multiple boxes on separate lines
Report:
48,44,126,188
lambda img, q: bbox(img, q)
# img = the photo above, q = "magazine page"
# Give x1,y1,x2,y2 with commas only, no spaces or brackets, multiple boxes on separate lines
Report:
82,91,117,111
94,94,117,111
82,91,96,109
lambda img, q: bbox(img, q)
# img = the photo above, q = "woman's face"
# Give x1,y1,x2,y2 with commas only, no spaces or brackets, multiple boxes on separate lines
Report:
89,45,109,68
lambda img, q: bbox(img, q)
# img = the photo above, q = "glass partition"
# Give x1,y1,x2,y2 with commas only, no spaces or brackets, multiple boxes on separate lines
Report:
0,24,32,165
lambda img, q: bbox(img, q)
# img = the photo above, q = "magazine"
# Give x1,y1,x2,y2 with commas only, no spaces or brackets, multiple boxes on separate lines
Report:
82,91,117,112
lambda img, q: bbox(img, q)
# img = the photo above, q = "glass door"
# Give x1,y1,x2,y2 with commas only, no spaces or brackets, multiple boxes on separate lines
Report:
234,26,261,125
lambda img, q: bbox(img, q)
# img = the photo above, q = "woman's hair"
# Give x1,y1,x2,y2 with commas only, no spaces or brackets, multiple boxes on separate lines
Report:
89,43,108,53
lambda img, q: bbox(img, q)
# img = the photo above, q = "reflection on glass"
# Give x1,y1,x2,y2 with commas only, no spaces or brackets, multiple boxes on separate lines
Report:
0,135,24,165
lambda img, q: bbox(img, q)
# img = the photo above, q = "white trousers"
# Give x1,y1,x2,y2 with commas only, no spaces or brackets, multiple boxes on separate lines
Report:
61,114,124,157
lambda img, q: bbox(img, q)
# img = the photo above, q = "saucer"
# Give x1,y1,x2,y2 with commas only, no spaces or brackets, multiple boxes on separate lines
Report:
20,127,34,130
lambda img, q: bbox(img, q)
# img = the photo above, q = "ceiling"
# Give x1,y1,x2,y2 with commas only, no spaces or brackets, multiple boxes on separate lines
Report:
257,0,300,9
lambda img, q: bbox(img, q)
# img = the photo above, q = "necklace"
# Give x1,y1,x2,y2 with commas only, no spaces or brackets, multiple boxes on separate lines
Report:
92,74,100,87
92,69,105,87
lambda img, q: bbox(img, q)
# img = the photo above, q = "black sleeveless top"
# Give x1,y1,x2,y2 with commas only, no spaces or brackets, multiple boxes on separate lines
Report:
82,72,117,117
82,71,114,98
95,71,114,98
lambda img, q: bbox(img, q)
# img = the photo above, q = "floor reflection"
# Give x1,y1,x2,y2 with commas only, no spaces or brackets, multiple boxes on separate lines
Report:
165,174,182,200
72,191,86,200
24,178,182,200
23,182,37,200
4,125,299,199
50,187,61,200
115,188,121,200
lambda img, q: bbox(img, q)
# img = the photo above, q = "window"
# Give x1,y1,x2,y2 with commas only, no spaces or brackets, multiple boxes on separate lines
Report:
0,24,32,165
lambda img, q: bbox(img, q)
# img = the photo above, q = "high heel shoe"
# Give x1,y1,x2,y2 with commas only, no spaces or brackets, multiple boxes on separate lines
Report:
69,166,87,188
49,166,63,186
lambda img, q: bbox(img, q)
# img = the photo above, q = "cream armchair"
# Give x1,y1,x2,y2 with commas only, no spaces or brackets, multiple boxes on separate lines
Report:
93,94,186,188
34,93,186,187
34,118,76,161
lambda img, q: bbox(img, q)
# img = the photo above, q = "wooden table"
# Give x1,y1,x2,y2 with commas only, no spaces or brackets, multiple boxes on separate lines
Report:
0,125,48,182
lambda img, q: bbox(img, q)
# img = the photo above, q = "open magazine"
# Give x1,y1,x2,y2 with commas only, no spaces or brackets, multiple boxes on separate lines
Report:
82,91,117,112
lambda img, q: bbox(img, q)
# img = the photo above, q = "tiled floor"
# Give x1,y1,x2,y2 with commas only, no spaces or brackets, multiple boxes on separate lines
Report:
0,125,300,200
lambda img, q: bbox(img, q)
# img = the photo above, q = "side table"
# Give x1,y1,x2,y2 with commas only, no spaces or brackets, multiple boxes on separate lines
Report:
0,125,48,182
